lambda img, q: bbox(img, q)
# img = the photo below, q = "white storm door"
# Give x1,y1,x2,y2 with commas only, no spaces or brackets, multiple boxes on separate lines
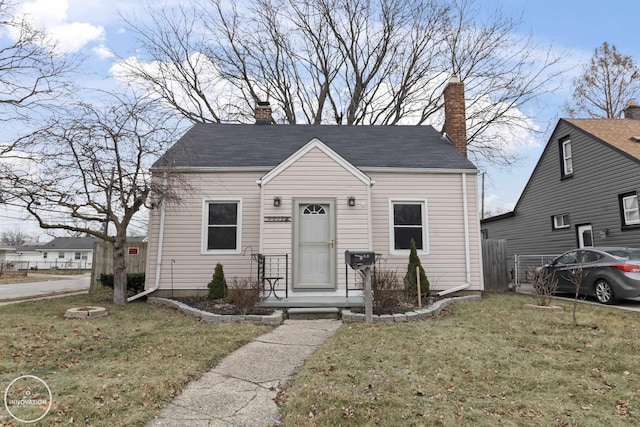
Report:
577,224,593,248
294,201,336,289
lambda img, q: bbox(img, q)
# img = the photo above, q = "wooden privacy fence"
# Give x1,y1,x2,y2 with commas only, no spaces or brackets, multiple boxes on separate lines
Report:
482,239,509,292
90,241,147,289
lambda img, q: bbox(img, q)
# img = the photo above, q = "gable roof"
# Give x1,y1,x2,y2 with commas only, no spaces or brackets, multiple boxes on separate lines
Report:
564,118,640,161
259,138,373,186
481,117,640,224
154,123,476,171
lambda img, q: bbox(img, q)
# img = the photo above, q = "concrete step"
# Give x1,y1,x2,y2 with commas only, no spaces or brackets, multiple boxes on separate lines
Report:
287,307,341,320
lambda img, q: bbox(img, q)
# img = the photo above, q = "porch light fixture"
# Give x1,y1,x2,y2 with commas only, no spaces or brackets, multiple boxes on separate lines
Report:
348,196,356,207
273,197,281,207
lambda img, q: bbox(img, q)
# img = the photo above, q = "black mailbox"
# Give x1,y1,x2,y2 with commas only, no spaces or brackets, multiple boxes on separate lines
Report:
345,250,376,268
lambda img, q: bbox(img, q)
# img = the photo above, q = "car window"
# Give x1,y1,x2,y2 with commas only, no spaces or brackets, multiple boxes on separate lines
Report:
578,250,602,264
555,251,579,265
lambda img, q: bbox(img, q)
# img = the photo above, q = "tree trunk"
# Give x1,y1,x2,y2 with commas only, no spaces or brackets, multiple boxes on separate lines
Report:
112,233,128,304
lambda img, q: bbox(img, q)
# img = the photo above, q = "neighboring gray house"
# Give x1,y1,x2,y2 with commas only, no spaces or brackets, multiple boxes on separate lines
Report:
482,104,640,275
139,78,484,301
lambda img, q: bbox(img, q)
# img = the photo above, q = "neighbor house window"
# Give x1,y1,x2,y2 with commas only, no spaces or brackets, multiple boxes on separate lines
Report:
58,252,65,259
481,229,489,239
390,200,428,252
203,200,241,252
552,214,570,229
74,252,81,260
560,138,573,177
619,192,640,227
43,252,47,259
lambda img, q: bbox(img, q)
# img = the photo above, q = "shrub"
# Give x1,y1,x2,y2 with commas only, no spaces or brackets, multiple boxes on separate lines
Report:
371,269,404,315
403,239,429,297
530,267,558,306
98,273,145,296
224,278,264,315
208,263,227,299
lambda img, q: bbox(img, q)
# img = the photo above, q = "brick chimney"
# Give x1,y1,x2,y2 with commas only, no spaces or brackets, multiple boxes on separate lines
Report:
443,76,467,157
624,101,640,120
255,101,275,125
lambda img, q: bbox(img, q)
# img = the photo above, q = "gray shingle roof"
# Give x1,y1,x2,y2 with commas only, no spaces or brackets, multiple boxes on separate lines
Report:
154,123,476,170
37,237,100,251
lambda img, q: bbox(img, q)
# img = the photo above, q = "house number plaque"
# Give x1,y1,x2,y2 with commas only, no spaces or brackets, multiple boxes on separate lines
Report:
264,216,291,223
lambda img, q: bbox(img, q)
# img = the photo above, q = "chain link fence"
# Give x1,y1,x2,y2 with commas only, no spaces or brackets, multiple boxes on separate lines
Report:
514,254,559,289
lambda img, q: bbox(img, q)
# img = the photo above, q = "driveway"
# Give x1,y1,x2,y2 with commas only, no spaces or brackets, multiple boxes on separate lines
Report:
0,273,90,304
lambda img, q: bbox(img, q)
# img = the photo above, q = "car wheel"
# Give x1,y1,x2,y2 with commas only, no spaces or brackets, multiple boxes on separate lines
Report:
594,279,615,305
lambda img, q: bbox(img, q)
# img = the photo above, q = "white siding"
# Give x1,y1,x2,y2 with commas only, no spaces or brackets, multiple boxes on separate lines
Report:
368,171,482,292
146,171,263,291
146,163,482,294
262,146,370,291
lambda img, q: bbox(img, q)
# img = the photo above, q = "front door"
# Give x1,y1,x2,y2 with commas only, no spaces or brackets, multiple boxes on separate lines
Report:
577,224,593,248
293,200,336,289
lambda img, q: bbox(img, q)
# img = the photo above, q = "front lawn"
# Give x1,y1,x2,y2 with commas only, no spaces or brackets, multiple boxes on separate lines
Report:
0,290,272,426
280,293,639,426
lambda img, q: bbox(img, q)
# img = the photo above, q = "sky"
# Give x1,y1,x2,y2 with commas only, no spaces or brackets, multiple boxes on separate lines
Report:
1,0,640,240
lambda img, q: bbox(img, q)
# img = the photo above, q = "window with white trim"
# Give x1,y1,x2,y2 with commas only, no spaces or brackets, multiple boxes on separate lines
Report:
390,200,427,252
552,214,570,229
620,193,640,227
74,252,81,260
560,138,573,176
58,252,65,259
204,200,241,252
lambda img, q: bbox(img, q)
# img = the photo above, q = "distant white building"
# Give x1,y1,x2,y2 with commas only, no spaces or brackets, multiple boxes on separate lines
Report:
6,237,99,270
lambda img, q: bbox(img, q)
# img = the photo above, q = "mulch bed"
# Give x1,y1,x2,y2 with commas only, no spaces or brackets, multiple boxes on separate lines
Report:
350,295,442,315
174,296,275,316
175,295,445,316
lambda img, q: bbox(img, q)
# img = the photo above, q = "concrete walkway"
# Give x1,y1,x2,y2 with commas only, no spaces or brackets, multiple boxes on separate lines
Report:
146,319,342,427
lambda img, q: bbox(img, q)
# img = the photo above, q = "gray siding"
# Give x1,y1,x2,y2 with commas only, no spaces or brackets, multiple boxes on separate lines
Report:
482,120,640,269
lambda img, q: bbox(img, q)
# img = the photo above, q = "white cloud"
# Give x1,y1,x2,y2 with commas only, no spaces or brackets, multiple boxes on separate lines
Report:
93,44,114,59
12,0,105,54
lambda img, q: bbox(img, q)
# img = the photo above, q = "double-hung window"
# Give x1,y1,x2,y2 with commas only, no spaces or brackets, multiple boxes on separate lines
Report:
390,200,428,253
560,138,573,177
620,192,640,227
203,200,242,252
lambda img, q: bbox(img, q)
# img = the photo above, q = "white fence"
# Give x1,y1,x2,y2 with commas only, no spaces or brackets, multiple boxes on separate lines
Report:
2,260,92,271
514,254,559,289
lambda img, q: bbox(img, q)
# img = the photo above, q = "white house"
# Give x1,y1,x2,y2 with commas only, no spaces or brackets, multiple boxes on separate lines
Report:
139,78,484,303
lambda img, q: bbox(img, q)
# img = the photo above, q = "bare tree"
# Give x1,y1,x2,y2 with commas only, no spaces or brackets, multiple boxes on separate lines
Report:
566,42,640,118
3,92,185,304
0,0,77,154
117,0,564,165
569,263,583,327
0,228,31,246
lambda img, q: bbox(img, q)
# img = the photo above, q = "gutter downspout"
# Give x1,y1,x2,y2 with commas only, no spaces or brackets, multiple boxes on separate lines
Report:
438,173,472,296
128,175,167,302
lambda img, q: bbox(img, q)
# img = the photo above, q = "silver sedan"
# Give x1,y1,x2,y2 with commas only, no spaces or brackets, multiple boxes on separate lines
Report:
543,247,640,304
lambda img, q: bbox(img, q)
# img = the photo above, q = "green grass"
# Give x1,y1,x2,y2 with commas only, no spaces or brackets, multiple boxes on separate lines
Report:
0,290,272,426
280,294,640,426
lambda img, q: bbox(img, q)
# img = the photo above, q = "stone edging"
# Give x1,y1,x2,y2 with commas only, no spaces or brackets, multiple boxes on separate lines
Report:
342,295,481,323
149,295,481,325
147,297,284,325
